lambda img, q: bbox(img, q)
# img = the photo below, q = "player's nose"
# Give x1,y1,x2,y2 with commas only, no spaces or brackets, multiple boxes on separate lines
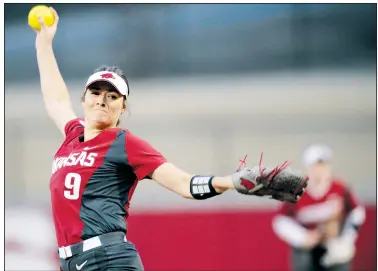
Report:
96,94,107,107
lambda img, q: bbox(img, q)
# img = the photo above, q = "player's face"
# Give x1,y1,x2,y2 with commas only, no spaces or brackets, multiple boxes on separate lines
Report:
307,162,332,183
82,82,126,128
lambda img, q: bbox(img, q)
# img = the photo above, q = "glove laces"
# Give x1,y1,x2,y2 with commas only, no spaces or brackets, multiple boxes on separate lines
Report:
237,153,292,183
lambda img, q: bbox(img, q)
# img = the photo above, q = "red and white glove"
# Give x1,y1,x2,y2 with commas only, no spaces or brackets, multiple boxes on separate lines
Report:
232,154,308,203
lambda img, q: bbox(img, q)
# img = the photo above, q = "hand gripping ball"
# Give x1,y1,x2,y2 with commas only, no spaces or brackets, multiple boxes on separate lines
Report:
28,5,55,31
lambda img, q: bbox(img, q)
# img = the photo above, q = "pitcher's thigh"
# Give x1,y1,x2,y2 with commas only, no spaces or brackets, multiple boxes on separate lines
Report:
103,242,144,271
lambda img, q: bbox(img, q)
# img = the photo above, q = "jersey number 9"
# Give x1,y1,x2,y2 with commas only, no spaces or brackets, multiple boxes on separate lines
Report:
64,173,81,200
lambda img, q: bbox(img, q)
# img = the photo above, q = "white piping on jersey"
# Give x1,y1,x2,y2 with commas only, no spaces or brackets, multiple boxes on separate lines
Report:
272,215,308,248
295,199,342,224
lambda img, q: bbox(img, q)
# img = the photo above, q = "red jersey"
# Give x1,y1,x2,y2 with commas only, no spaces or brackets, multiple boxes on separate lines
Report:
49,118,167,247
277,179,360,230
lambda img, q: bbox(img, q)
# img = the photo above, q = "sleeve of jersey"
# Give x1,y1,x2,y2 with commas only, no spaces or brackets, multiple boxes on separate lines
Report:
344,187,361,211
277,202,296,217
64,118,85,137
126,132,168,181
343,187,366,233
273,203,306,248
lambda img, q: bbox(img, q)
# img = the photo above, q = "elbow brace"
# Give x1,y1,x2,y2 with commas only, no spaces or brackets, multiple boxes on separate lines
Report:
190,176,220,200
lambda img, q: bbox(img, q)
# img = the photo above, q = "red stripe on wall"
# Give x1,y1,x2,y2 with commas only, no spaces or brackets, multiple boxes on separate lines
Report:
127,206,377,271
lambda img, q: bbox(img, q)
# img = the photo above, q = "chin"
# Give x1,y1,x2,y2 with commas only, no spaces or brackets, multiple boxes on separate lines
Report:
91,118,113,129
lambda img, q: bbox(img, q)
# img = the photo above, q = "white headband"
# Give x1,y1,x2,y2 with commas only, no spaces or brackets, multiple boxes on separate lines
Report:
302,144,333,166
85,71,129,98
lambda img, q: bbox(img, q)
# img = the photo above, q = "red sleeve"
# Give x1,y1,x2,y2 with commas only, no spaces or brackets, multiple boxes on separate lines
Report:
277,202,296,217
64,118,85,137
344,186,361,212
333,179,360,212
126,131,168,181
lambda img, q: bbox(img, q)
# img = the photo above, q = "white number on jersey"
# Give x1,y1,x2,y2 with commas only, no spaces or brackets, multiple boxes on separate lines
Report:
64,173,81,200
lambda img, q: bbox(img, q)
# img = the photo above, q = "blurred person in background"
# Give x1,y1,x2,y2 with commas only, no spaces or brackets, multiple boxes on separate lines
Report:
272,143,366,271
33,7,308,271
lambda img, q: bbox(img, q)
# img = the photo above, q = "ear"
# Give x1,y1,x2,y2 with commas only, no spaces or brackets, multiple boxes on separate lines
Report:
81,89,88,104
121,100,127,114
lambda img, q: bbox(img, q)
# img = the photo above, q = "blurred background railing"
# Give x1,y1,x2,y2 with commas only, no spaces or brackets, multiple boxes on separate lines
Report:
5,3,376,271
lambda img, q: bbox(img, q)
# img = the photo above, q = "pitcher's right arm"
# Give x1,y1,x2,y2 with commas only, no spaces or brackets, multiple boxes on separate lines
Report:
34,7,76,135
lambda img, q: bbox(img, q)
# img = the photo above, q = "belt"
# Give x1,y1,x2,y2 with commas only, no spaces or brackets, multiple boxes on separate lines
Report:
58,231,127,259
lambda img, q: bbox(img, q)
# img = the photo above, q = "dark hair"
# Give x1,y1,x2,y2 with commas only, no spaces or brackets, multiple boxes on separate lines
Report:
83,65,130,127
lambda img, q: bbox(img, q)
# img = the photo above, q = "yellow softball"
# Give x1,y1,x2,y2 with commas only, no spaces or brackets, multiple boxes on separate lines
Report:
28,5,55,31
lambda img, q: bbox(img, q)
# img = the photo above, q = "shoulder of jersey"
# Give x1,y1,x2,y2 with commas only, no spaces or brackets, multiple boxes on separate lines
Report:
72,117,85,129
64,117,85,137
66,117,85,127
78,118,85,127
331,178,347,188
330,178,353,196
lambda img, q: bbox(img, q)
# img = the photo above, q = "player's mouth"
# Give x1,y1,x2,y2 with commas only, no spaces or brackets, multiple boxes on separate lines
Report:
94,109,108,113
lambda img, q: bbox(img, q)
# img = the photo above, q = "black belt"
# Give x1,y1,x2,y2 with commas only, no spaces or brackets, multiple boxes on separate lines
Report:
58,231,127,259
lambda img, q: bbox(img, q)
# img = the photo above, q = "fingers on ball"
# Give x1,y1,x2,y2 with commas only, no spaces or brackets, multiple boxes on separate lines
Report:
49,7,59,24
37,15,45,28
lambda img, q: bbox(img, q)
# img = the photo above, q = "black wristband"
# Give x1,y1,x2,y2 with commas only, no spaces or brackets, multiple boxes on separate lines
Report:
190,176,220,200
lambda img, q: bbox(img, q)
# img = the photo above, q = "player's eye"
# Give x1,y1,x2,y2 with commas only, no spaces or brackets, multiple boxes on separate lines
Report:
91,91,100,95
108,94,118,100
